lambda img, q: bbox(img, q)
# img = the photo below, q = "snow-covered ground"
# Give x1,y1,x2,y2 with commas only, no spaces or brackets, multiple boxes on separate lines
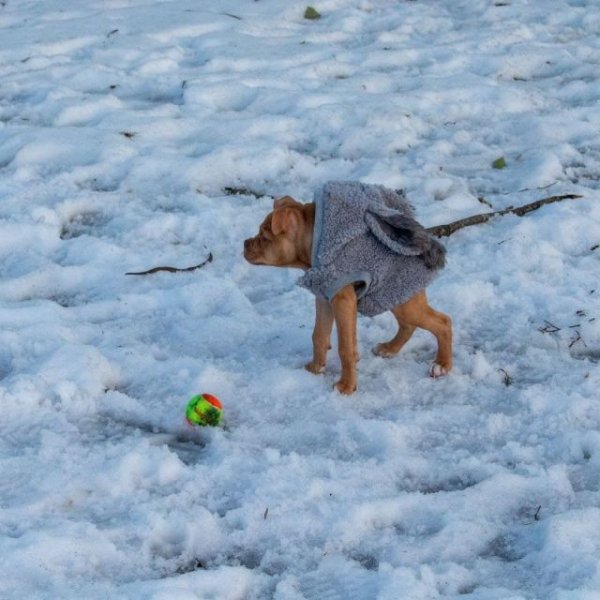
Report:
1,0,599,598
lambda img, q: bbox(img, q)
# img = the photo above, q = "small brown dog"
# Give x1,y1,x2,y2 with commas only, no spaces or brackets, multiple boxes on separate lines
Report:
243,182,452,394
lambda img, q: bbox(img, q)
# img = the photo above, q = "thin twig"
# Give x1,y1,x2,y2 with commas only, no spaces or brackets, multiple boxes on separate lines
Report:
498,368,513,387
223,186,266,199
569,331,587,349
426,194,583,238
538,320,561,334
126,253,213,276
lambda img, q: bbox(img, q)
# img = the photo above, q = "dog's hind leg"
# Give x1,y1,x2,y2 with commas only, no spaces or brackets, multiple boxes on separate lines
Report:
421,306,452,377
374,291,452,377
372,316,416,358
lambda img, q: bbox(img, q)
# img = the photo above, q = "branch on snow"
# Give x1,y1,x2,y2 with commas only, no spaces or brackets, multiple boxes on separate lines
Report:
426,193,583,238
125,253,213,276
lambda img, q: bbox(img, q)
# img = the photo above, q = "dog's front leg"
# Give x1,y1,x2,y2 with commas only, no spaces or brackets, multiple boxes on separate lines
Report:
305,296,334,375
331,285,358,394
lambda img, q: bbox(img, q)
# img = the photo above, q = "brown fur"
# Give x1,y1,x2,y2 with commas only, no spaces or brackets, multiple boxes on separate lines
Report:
244,196,452,394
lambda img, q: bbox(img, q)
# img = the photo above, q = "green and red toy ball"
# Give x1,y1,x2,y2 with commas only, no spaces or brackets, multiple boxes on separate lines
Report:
185,393,223,427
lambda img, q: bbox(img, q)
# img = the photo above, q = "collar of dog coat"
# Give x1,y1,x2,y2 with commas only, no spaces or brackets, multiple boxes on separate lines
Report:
310,181,373,269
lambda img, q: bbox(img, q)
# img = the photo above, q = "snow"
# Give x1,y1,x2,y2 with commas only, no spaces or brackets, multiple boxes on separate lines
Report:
0,0,599,598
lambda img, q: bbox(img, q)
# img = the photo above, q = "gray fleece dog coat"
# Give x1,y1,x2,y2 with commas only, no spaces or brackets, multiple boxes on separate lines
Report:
297,181,446,317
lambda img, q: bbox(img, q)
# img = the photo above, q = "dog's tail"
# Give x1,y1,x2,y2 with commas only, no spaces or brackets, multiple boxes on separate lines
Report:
421,234,446,270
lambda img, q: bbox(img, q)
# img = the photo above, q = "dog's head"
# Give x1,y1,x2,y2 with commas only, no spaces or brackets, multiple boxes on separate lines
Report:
243,196,313,268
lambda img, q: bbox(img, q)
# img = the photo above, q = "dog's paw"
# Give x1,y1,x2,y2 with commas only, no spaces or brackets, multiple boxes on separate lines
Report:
334,379,357,395
372,343,397,358
429,363,449,378
305,361,325,375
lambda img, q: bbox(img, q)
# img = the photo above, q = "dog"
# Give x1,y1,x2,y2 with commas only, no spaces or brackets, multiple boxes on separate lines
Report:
243,181,452,394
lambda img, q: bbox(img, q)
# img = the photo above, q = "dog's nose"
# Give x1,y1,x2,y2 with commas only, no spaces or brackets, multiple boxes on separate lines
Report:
244,238,251,250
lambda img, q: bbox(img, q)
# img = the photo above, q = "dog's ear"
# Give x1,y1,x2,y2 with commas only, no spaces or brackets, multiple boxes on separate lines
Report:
273,195,299,210
271,206,300,239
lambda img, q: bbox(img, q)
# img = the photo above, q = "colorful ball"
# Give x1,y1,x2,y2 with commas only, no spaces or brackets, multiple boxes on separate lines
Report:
185,393,223,427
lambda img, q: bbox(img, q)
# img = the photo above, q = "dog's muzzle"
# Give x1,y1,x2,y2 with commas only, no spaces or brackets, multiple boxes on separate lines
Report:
243,238,258,262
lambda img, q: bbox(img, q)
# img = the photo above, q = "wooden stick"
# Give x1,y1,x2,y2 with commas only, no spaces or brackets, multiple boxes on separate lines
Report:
126,253,213,276
426,194,583,238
